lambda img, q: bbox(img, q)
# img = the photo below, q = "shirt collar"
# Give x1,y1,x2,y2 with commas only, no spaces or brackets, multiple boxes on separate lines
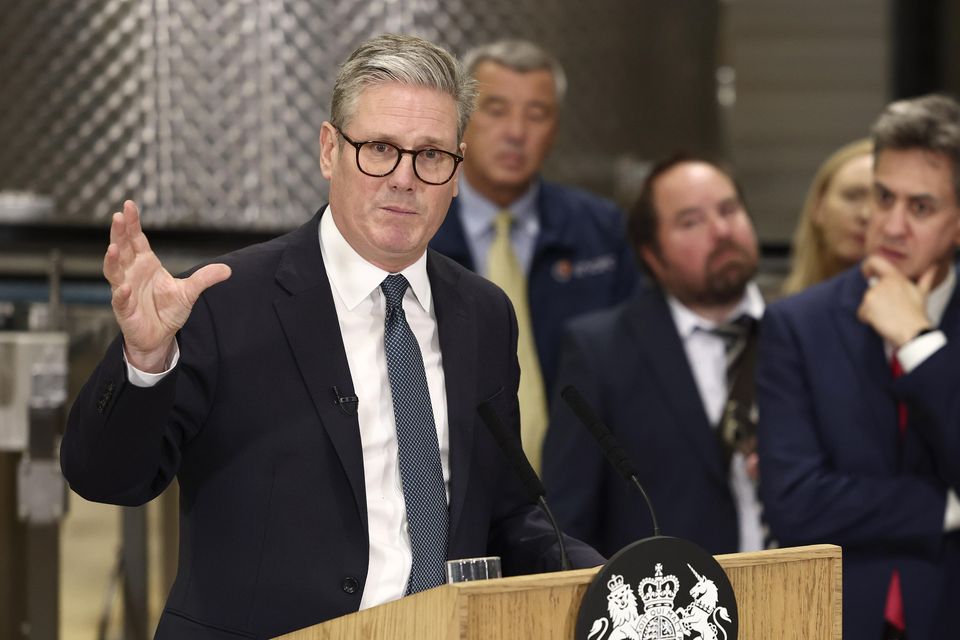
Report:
667,282,765,340
318,205,432,313
457,175,541,240
927,262,957,326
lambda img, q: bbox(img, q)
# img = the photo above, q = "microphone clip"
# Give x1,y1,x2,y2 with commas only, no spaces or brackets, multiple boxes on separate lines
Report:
332,386,359,416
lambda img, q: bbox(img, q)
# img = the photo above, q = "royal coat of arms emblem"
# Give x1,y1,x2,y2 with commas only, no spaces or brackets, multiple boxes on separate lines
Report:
577,537,737,640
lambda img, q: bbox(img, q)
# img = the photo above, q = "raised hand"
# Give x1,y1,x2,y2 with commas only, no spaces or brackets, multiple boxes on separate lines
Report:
857,255,936,347
104,200,232,372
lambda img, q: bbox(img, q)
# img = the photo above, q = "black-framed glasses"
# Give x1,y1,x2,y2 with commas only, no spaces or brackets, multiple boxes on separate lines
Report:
338,130,463,185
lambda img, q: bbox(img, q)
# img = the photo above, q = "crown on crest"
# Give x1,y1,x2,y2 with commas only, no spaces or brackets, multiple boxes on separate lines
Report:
638,563,679,609
607,574,630,597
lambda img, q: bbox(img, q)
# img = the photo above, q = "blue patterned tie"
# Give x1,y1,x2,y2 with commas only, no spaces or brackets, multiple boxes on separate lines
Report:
380,274,448,594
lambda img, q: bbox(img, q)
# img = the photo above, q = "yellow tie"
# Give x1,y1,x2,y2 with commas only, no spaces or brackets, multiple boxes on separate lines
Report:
487,210,549,472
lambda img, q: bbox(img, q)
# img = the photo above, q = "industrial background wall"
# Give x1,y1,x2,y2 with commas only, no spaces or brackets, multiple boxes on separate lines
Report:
0,0,719,232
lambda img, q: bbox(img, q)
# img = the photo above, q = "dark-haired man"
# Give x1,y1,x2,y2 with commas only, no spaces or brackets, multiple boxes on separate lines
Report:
543,156,766,557
758,94,960,640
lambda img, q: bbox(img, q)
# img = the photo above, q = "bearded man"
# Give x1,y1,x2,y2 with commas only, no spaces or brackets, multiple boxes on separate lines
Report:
542,155,766,557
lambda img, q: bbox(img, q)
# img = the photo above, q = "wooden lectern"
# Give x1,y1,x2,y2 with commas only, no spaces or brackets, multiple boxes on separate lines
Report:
275,544,840,639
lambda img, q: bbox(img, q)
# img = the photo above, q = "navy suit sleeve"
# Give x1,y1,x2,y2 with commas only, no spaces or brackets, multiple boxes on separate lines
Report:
61,294,218,506
896,340,960,492
757,303,946,552
541,322,609,548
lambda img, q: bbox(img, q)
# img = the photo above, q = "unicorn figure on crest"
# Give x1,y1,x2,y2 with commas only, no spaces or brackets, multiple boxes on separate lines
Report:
678,564,731,640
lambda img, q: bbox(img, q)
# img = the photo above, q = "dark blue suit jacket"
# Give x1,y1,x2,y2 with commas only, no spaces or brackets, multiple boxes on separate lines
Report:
758,265,960,640
430,181,639,394
542,284,740,558
61,212,602,639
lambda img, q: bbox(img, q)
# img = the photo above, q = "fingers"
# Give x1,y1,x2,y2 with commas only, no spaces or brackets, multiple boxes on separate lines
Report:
182,263,232,305
108,201,150,265
123,200,153,255
861,254,897,280
123,200,142,236
110,282,133,316
103,243,123,287
917,263,938,296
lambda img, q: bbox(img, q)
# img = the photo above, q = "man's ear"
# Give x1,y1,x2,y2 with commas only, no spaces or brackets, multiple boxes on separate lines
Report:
451,141,467,198
319,122,338,180
638,244,665,282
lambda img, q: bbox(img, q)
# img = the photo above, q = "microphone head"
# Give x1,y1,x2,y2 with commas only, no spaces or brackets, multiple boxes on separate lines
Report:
560,385,638,482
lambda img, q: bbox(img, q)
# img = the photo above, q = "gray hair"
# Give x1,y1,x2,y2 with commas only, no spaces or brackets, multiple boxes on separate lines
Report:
461,39,567,104
330,34,478,142
871,93,960,201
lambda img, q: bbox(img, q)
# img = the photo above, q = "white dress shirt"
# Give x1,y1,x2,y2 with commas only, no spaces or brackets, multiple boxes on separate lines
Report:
456,175,540,276
126,207,452,610
666,283,766,552
319,207,451,609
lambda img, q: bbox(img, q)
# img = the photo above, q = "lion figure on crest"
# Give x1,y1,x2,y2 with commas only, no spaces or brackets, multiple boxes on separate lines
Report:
588,574,641,640
679,564,731,640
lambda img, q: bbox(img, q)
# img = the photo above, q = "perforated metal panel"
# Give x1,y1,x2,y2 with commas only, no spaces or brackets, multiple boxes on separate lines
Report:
0,0,718,230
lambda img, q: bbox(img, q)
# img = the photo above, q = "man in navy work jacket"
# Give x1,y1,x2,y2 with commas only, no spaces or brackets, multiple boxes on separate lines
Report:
430,40,637,470
60,34,602,640
758,93,960,640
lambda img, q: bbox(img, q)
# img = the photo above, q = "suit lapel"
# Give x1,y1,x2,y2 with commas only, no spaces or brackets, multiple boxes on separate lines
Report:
272,214,368,531
627,287,727,483
833,270,899,469
428,252,476,543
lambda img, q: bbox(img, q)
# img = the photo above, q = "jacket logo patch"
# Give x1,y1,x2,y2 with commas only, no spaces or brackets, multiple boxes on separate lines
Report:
552,254,616,283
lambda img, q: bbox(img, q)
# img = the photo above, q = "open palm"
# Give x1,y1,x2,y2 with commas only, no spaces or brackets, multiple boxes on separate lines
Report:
104,201,232,371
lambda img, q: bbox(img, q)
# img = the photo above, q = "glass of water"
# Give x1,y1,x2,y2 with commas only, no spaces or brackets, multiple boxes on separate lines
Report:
445,556,502,584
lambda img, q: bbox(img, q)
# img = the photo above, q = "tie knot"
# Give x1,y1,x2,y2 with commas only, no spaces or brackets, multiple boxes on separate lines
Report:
380,274,409,309
494,209,513,237
707,314,756,349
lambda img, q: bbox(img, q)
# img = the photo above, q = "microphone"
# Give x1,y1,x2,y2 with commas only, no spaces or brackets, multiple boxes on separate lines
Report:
331,386,359,416
477,400,570,570
560,385,661,537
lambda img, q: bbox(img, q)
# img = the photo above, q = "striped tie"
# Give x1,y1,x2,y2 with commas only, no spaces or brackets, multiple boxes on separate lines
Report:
710,315,756,454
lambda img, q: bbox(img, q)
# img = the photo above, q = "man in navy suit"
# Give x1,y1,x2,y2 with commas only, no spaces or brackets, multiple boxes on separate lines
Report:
430,40,637,471
61,34,601,639
758,94,960,640
542,155,766,557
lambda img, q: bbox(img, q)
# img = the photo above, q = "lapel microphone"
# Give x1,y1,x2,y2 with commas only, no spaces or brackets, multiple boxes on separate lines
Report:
331,386,359,416
477,400,570,571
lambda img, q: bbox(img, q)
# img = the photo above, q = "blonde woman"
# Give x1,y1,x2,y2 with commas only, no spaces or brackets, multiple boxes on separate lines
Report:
782,139,873,295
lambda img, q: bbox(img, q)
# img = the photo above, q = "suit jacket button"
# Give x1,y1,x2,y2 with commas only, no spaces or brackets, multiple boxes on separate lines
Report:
341,577,359,594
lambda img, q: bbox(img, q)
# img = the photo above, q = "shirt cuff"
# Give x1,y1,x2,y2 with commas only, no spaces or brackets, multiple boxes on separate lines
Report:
124,341,180,388
897,330,947,374
945,489,960,532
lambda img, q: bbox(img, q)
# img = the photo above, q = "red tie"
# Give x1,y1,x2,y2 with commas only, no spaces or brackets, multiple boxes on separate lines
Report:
883,353,907,639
